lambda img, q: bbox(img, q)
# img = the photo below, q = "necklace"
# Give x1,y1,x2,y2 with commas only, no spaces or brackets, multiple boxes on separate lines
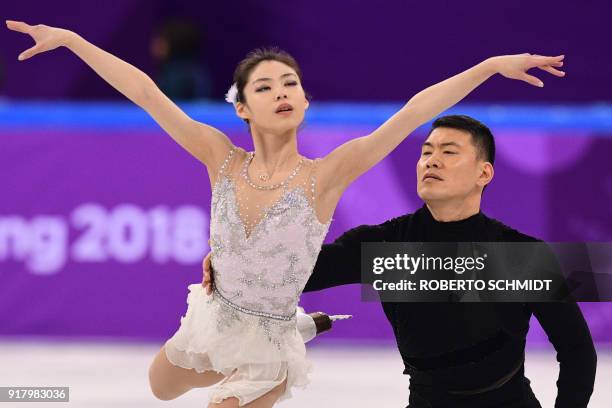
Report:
241,152,304,190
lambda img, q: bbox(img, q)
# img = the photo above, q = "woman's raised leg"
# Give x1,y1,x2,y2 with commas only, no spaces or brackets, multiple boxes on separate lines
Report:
148,345,225,401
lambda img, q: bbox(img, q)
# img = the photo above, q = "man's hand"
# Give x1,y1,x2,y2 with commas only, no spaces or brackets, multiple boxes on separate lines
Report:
202,252,213,295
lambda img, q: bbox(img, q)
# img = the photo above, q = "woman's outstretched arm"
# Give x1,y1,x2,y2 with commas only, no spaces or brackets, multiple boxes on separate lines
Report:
6,20,232,171
317,54,565,196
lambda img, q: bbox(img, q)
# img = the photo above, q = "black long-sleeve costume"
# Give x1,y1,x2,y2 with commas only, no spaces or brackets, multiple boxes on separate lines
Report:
304,205,596,407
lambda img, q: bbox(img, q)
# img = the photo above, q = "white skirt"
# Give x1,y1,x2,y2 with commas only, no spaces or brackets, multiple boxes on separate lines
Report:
164,284,312,405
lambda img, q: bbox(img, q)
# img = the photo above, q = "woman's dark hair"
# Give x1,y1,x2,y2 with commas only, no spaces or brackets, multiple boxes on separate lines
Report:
429,114,496,165
232,47,310,109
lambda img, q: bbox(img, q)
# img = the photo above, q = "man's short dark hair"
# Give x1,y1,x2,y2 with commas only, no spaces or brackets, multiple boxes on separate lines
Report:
429,114,495,165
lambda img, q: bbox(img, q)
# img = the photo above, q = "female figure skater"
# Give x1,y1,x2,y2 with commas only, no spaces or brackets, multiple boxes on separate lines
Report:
6,20,564,408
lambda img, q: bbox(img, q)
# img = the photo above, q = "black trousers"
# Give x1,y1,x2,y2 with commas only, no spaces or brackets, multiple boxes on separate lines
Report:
406,365,541,408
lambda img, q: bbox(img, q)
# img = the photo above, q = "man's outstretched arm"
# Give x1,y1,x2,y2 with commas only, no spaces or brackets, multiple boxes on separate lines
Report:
199,218,393,294
303,218,400,292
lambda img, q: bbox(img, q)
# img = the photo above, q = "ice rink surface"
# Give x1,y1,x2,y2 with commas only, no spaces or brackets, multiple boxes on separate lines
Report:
1,340,610,407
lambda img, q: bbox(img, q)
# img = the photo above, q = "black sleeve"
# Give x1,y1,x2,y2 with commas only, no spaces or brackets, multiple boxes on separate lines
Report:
303,219,399,292
530,302,597,408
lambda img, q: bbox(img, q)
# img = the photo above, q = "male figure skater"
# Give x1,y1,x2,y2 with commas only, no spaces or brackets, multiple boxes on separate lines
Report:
205,115,596,407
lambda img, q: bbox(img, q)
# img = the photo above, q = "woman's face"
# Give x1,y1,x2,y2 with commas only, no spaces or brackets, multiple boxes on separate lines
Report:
236,60,309,135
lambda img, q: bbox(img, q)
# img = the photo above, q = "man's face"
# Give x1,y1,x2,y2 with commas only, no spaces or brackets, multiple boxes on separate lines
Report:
416,127,493,202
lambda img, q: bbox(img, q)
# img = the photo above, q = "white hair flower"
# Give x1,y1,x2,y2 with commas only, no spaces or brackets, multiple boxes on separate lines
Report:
224,83,239,106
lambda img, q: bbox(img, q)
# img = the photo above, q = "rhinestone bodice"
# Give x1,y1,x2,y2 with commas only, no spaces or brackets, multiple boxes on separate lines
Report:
209,148,330,319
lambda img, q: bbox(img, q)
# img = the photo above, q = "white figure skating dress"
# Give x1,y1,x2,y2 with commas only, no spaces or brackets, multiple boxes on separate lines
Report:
165,146,331,405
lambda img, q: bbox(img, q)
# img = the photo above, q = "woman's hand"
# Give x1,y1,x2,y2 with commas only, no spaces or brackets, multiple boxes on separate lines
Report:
6,19,234,179
315,51,566,199
487,53,565,87
6,20,74,61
